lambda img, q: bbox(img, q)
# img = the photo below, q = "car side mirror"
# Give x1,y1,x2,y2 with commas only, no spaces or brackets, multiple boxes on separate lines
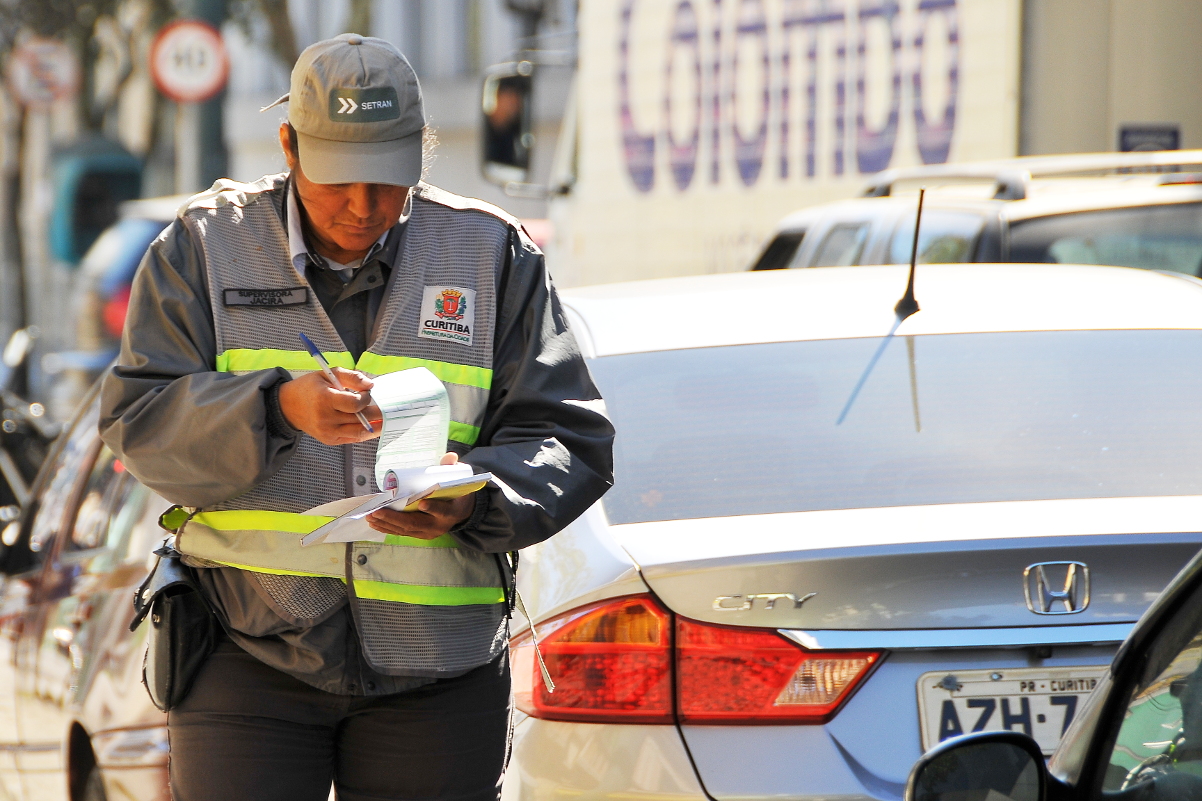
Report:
907,731,1046,801
481,62,542,197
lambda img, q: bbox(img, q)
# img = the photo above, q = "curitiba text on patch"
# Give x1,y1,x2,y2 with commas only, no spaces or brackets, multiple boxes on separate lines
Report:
421,318,472,344
223,288,309,307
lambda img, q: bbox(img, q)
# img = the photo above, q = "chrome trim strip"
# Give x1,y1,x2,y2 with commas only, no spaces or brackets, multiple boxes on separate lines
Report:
780,623,1135,650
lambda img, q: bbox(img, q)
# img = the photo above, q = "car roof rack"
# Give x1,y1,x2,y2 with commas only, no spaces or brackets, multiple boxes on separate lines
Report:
861,149,1202,201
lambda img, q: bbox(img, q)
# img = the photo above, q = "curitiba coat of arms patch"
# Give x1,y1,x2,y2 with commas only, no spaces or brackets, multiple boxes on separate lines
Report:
434,288,466,321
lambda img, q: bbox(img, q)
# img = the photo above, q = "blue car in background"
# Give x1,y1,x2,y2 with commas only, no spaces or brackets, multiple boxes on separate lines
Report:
49,196,182,416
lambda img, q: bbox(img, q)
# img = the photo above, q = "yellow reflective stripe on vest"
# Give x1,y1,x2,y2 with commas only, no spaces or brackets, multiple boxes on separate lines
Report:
180,517,504,607
448,421,481,446
214,350,485,442
383,533,458,548
356,353,492,390
215,349,492,390
216,348,354,373
192,510,333,534
193,511,460,548
353,579,505,606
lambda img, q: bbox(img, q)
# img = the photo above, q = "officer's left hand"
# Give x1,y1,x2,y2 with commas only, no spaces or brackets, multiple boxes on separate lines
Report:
366,453,476,540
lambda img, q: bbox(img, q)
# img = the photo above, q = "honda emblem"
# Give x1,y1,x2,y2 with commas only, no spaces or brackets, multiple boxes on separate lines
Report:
1024,562,1090,615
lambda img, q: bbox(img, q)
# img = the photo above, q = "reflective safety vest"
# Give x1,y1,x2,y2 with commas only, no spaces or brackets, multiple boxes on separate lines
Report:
174,174,513,677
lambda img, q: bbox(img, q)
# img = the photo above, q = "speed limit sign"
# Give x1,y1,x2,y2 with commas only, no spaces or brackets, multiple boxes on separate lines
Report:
150,20,229,103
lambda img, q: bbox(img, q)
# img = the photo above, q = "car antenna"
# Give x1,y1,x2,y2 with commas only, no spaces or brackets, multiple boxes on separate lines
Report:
837,187,926,425
895,187,923,322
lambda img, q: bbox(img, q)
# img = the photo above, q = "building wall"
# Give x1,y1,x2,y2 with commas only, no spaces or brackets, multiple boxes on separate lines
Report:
1021,0,1202,154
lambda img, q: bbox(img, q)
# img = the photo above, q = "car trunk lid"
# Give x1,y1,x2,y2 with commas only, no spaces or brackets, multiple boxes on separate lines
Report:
612,496,1202,630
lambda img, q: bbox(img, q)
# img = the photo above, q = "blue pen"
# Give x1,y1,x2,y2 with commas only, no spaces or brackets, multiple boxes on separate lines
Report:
299,333,374,432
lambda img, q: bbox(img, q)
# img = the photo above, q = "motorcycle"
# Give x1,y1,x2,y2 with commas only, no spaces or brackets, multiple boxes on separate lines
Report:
0,327,59,544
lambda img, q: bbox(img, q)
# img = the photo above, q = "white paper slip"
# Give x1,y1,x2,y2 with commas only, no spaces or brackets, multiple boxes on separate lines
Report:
300,466,494,546
296,367,494,547
370,368,450,487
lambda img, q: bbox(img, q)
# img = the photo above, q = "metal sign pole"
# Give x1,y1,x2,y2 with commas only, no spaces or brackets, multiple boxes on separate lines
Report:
152,5,229,194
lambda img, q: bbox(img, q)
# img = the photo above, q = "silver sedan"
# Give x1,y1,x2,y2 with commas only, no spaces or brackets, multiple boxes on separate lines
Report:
503,262,1202,801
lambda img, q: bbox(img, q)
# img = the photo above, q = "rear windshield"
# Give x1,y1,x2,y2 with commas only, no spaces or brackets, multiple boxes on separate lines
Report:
589,330,1202,524
1008,203,1202,275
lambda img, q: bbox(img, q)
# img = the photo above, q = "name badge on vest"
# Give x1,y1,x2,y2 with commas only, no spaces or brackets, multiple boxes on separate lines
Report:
223,288,309,308
419,286,475,346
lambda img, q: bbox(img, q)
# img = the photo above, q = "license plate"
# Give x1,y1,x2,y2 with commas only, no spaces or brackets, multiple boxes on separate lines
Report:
917,666,1107,754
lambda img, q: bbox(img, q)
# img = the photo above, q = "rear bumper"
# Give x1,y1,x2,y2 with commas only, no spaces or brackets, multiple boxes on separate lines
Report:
504,717,707,801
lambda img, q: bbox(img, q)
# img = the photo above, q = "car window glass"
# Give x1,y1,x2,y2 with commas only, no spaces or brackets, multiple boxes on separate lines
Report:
28,401,101,555
87,482,163,575
1008,203,1202,275
69,446,132,553
890,211,986,264
751,231,806,270
588,330,1202,524
1102,582,1202,798
811,223,870,266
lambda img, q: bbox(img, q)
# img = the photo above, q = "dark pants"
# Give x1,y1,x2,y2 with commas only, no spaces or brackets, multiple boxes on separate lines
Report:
167,639,512,801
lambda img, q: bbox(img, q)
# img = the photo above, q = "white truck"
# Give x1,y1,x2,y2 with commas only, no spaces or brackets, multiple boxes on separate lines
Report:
483,0,1022,287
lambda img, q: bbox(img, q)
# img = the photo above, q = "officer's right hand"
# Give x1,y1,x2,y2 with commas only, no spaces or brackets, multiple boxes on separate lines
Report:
277,368,382,446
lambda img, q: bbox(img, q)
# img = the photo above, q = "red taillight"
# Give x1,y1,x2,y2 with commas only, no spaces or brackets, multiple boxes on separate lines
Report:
677,618,878,724
512,595,881,725
103,286,131,340
512,596,673,723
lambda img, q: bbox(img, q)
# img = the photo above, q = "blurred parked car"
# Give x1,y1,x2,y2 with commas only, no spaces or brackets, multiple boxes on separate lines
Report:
908,543,1202,801
750,150,1202,275
504,263,1202,801
0,380,170,801
43,196,182,422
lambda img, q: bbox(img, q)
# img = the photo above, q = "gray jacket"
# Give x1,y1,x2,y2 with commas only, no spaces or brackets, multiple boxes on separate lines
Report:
99,177,614,693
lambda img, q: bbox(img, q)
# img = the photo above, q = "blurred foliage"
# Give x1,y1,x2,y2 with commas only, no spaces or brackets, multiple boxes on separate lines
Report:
228,0,297,68
0,0,119,51
0,0,175,130
0,0,377,132
229,0,373,72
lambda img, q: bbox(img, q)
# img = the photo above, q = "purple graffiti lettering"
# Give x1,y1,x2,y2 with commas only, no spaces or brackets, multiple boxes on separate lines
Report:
665,2,702,190
833,12,847,175
912,0,958,165
785,2,846,178
731,0,769,186
619,0,656,192
855,0,901,174
710,0,723,183
730,0,769,184
779,2,801,179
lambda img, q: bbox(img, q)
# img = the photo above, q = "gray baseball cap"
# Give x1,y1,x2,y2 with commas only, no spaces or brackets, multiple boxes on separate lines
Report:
264,33,425,186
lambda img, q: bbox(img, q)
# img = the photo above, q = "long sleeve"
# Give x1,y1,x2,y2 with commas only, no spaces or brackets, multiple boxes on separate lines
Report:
98,217,300,508
454,226,615,552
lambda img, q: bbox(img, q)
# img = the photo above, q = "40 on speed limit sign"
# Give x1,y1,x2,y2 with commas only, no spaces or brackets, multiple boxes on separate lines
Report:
150,20,229,103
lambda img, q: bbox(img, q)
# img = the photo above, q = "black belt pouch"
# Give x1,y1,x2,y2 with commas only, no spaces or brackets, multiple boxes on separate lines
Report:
130,523,218,712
